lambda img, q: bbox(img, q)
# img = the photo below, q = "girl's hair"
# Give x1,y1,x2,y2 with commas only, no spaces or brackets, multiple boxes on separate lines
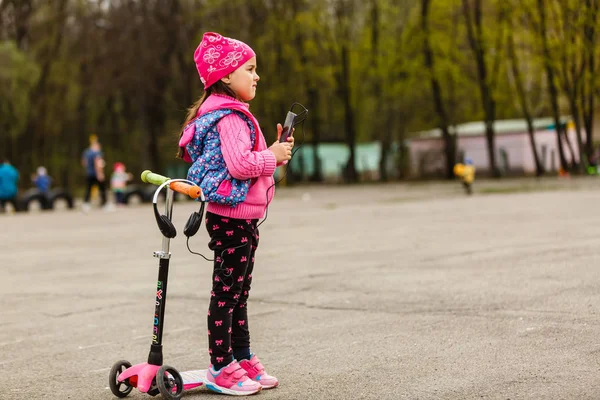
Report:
176,80,240,159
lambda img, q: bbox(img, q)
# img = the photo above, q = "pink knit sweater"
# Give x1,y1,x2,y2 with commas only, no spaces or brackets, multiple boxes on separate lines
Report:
198,94,277,219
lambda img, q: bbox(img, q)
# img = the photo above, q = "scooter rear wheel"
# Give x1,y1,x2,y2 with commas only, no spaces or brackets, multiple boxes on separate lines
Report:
156,365,183,400
109,360,133,398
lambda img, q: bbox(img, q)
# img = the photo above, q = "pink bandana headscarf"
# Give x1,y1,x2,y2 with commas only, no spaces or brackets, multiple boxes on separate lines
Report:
194,32,256,89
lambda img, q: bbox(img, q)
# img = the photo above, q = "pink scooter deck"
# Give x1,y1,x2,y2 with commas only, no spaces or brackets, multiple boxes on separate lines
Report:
181,369,207,390
117,363,206,393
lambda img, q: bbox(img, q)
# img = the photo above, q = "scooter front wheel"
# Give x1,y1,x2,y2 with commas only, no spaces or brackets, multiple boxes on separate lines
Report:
109,360,133,398
156,365,184,400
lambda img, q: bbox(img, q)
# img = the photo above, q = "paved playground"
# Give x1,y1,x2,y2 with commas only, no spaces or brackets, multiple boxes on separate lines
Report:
3,178,600,399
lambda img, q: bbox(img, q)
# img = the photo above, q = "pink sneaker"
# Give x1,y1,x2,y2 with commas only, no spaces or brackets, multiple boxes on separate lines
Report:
205,360,262,396
239,354,279,389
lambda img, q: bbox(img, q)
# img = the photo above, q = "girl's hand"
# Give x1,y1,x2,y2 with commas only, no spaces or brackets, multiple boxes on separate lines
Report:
269,123,294,163
276,123,295,147
269,141,292,163
285,133,295,148
269,134,294,164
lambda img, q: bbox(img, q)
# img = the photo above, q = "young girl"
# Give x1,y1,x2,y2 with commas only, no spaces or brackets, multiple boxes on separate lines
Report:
110,162,132,206
178,32,293,396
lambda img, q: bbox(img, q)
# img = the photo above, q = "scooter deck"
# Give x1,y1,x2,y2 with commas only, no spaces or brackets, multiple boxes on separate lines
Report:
181,369,207,390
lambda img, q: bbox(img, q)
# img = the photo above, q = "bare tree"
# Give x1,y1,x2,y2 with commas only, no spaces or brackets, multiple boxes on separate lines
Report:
533,0,570,171
461,0,504,177
582,0,598,162
506,1,543,176
422,0,455,179
21,0,68,172
553,1,585,171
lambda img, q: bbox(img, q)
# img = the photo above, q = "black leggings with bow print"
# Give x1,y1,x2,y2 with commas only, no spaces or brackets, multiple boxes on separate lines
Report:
205,211,259,368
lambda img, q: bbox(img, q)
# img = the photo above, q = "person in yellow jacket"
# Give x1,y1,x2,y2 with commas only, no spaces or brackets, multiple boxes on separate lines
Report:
453,158,476,195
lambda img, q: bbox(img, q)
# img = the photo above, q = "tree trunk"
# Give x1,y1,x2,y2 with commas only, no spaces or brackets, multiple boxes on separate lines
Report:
145,99,165,173
340,43,358,183
138,94,151,170
422,0,455,179
333,0,358,183
308,87,323,182
396,115,407,179
562,128,577,167
582,0,597,161
537,0,569,171
379,105,395,181
137,0,181,172
507,20,543,176
371,0,388,181
556,4,585,172
19,0,68,176
75,60,90,187
461,0,499,177
567,96,585,170
121,96,139,171
13,0,33,50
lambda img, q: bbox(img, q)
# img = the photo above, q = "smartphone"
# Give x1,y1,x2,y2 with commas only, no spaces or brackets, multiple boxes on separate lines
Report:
279,111,297,143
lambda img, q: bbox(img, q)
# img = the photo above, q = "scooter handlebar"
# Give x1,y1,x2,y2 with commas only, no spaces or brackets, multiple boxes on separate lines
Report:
141,170,202,199
169,181,201,199
141,170,169,186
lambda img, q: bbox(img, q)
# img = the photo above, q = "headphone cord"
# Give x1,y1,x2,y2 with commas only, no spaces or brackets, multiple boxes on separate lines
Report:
186,236,213,262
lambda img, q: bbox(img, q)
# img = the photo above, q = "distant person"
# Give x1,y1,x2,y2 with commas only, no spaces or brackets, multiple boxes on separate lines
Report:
110,162,133,206
0,158,20,212
453,158,476,195
81,135,107,210
32,166,52,193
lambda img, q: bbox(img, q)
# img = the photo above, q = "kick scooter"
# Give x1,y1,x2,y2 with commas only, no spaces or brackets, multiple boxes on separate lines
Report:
109,171,207,399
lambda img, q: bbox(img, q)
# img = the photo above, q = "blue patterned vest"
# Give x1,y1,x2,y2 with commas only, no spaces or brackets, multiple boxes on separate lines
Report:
185,109,256,207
